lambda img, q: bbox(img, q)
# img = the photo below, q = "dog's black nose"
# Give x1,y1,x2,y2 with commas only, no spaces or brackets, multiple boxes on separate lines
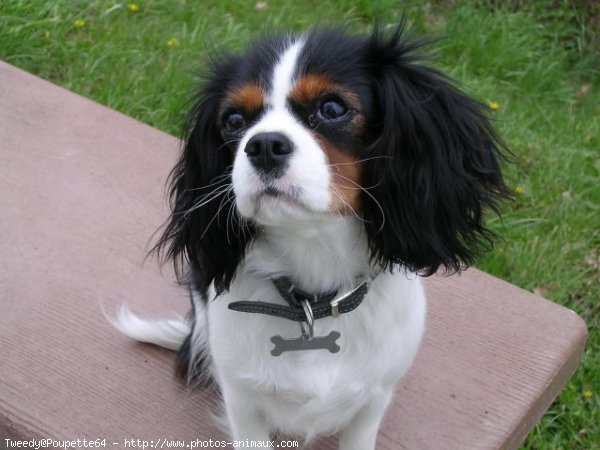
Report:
244,132,293,177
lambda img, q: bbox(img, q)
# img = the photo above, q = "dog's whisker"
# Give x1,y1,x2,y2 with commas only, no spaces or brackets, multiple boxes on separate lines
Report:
222,189,238,244
218,139,240,151
329,172,384,191
329,173,385,232
330,187,368,224
225,197,235,239
185,188,230,213
329,169,384,192
197,192,234,242
181,185,233,219
327,155,395,167
185,173,233,192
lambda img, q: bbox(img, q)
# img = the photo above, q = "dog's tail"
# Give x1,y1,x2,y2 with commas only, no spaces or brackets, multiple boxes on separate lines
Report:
107,295,212,387
107,305,190,351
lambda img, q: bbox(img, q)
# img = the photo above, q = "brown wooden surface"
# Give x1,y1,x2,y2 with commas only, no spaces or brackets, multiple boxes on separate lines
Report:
0,60,588,449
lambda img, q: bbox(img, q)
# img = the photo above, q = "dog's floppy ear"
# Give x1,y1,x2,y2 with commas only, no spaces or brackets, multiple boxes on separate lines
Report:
153,57,254,294
362,23,509,275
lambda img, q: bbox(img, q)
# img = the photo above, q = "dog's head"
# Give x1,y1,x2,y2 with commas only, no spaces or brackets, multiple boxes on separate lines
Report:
156,24,509,294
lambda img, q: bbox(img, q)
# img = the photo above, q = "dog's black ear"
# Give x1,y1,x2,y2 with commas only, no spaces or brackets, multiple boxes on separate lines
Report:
362,23,509,275
153,57,254,294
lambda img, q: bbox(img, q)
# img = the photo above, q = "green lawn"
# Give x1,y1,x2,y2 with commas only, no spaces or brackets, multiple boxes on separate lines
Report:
1,1,597,448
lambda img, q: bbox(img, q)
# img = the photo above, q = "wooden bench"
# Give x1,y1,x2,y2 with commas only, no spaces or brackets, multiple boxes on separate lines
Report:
0,61,587,449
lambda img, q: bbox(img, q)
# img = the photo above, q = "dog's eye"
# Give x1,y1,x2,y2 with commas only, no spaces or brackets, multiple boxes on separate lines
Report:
224,112,246,132
318,100,348,121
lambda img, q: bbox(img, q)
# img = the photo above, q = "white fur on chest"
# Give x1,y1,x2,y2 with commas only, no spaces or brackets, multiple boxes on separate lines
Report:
204,221,426,438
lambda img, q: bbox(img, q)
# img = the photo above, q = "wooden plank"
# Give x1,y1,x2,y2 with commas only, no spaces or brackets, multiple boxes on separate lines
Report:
0,61,587,449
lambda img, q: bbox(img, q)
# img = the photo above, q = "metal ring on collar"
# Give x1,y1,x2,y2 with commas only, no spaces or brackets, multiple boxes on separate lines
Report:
301,299,314,339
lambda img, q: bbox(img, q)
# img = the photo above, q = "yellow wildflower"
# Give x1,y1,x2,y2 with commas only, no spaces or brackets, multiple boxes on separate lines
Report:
167,37,180,47
74,19,86,28
582,390,593,399
515,186,525,195
128,4,140,13
489,101,501,111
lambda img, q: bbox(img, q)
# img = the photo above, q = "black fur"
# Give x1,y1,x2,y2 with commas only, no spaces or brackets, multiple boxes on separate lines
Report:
361,24,510,275
152,54,257,296
174,279,214,386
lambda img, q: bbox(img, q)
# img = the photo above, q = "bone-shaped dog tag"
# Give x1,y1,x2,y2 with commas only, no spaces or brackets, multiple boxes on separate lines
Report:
270,331,341,356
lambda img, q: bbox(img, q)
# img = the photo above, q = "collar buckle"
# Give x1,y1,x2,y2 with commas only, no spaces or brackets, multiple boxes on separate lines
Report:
330,280,370,318
330,296,344,318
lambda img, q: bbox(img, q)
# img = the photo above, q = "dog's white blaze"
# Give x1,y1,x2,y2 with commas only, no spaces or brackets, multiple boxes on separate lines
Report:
232,36,333,222
267,39,304,111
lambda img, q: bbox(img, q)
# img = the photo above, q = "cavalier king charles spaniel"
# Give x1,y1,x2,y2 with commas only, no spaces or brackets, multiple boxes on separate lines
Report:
114,22,508,450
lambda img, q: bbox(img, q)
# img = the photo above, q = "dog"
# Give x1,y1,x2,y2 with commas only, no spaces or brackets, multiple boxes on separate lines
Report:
113,22,508,450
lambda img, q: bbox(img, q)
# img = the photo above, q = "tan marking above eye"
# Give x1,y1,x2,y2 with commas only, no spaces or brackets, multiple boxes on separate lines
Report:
290,74,334,106
290,75,361,111
224,84,265,115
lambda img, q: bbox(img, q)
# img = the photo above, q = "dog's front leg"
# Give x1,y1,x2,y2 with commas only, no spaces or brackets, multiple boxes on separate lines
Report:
220,379,271,444
338,391,393,450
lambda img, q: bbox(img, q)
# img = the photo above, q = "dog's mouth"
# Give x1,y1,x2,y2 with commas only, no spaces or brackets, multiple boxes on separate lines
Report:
252,185,316,213
262,186,294,198
258,186,303,205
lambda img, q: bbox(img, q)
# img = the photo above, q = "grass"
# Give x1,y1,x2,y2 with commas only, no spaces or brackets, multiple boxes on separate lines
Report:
1,0,598,448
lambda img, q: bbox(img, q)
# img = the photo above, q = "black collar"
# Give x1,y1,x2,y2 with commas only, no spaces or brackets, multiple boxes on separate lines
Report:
228,276,372,322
